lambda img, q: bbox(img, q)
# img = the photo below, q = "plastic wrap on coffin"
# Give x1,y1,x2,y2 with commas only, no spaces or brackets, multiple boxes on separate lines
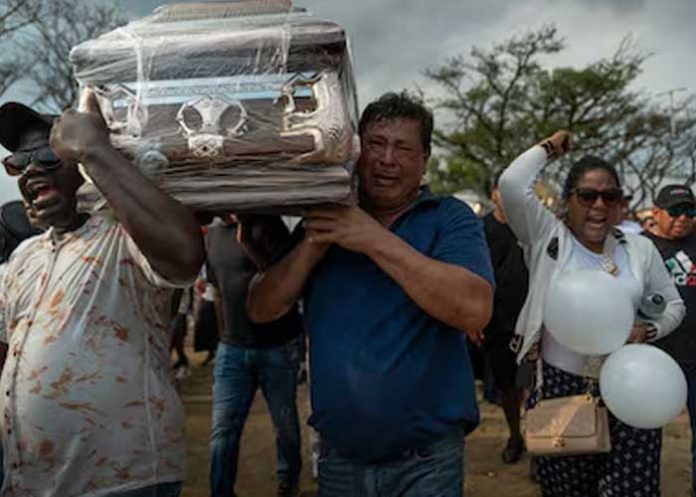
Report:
69,2,359,213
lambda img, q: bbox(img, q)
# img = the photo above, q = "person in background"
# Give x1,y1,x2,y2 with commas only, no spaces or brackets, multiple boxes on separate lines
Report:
644,184,696,496
636,208,658,234
193,264,218,366
0,201,41,266
482,172,528,464
617,193,643,234
499,131,684,496
641,215,658,234
208,214,303,497
170,286,192,381
0,200,41,489
247,92,494,497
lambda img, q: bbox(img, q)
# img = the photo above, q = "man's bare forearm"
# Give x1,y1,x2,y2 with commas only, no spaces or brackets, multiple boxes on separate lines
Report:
366,231,493,338
81,146,204,281
247,239,327,323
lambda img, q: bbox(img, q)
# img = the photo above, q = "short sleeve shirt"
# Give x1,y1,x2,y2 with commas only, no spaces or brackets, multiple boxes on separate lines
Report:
206,221,302,348
0,214,188,497
644,232,696,362
483,213,529,337
303,188,494,462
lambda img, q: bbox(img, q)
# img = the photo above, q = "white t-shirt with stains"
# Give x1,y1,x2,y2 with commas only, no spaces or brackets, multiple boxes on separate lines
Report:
0,214,189,497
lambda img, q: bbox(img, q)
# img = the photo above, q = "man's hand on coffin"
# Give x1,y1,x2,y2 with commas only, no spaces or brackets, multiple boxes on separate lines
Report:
50,94,111,165
302,229,331,258
304,206,388,255
50,91,205,282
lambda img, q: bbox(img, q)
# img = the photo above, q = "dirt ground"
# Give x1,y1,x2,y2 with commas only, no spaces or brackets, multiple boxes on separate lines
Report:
179,353,693,497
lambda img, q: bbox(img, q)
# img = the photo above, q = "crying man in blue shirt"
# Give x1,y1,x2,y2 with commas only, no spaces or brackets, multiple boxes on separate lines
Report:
247,92,494,497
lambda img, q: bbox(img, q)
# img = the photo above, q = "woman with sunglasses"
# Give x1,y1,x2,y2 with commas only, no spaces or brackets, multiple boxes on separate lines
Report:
499,130,684,496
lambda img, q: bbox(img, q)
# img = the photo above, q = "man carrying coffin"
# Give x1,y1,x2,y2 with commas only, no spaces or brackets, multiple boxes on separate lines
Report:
247,92,494,497
0,96,204,497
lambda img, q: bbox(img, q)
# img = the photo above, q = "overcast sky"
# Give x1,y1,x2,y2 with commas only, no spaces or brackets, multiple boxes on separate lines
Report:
0,0,693,203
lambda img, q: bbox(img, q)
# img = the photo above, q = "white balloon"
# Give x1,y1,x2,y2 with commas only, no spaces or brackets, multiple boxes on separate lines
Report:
600,344,687,429
543,270,635,355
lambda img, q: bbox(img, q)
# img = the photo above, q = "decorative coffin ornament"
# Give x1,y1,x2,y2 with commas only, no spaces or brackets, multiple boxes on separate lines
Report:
70,1,360,213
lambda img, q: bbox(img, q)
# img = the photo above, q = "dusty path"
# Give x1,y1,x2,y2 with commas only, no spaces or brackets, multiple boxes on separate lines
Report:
179,356,693,497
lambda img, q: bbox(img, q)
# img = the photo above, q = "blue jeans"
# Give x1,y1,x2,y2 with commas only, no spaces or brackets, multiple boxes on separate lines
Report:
681,360,696,493
317,433,464,497
210,341,301,496
107,481,182,497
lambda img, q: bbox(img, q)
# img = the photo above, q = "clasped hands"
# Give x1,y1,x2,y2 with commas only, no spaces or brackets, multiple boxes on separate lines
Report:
303,205,390,255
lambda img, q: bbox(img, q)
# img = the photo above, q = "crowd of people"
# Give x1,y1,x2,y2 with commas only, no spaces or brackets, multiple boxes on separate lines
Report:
0,89,693,497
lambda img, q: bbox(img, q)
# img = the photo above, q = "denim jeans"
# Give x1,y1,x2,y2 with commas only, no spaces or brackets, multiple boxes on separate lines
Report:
210,341,301,496
680,360,696,493
106,481,182,497
317,432,464,497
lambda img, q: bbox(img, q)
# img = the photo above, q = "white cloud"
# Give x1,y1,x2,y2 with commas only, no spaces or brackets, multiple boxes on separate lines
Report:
0,0,693,205
113,0,695,106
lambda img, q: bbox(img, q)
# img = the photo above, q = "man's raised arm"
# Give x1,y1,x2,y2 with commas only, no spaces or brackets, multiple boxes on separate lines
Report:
247,235,328,323
49,92,204,282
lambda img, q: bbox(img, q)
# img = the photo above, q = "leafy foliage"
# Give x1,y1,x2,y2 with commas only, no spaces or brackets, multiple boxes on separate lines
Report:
425,25,696,207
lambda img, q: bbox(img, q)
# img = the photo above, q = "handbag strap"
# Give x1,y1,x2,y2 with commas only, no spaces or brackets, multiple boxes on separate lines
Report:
536,367,597,402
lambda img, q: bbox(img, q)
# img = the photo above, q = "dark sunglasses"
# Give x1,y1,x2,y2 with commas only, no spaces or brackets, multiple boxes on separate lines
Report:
572,188,623,207
2,147,62,177
666,205,696,218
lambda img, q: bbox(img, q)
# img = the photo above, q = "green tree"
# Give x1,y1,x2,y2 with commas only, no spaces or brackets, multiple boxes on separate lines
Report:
425,25,696,208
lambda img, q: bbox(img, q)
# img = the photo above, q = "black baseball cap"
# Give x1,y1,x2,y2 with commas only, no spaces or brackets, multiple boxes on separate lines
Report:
654,184,696,209
0,102,55,152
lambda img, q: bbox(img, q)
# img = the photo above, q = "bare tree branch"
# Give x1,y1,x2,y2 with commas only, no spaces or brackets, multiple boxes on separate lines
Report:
14,0,126,111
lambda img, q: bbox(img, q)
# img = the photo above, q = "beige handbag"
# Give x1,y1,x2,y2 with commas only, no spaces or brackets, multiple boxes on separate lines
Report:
524,233,623,457
525,393,611,457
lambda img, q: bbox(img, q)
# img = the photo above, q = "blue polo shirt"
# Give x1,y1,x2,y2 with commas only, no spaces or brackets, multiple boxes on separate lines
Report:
303,188,494,462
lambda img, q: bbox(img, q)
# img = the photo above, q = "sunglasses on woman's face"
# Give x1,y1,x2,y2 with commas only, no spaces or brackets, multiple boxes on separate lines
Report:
572,188,623,207
2,147,62,177
666,205,696,218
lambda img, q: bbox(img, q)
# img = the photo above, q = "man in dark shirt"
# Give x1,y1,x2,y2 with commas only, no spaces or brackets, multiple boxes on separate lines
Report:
483,174,529,464
644,184,696,495
207,215,303,497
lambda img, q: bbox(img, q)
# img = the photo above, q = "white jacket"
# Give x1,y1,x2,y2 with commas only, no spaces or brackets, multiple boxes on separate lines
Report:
499,145,685,362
